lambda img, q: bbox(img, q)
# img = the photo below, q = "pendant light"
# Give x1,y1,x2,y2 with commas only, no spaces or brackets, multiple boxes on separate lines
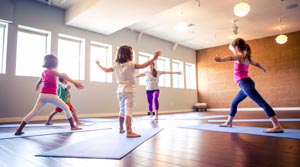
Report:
234,2,251,17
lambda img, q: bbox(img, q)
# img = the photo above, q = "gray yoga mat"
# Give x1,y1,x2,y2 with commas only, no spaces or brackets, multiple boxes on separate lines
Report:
0,126,111,140
0,122,95,128
36,128,163,159
180,124,300,140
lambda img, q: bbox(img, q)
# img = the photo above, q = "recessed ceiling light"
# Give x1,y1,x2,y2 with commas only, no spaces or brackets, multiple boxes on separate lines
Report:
175,22,189,33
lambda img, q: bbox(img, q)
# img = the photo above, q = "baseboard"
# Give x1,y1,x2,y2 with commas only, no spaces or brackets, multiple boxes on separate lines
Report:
207,107,300,112
0,109,191,123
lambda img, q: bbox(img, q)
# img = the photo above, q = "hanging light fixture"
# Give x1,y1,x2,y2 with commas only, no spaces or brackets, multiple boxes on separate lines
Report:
275,34,288,44
234,2,251,17
275,27,288,44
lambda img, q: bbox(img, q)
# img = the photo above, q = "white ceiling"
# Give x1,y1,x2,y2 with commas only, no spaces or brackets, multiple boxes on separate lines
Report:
37,0,300,50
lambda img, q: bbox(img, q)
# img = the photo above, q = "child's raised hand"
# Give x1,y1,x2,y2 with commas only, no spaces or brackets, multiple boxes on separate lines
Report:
214,55,222,62
95,59,100,66
153,51,161,59
74,82,84,89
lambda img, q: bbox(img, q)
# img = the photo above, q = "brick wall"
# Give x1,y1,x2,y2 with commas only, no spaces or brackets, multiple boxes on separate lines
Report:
196,31,300,108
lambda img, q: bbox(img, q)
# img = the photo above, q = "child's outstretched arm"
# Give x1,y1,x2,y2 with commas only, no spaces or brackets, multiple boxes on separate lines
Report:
249,59,266,72
35,78,42,91
95,60,113,72
135,51,161,69
51,69,84,89
135,73,146,78
160,71,181,75
214,54,244,62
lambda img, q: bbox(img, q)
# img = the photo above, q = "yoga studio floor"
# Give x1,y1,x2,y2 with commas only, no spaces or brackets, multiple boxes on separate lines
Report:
0,111,299,167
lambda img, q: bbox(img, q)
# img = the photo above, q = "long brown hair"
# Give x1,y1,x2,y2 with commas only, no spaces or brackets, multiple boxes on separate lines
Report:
115,45,133,64
152,62,158,78
231,38,252,61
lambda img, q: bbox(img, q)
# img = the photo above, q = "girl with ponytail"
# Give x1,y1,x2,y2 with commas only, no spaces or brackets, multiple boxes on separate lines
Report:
136,62,180,120
214,38,284,133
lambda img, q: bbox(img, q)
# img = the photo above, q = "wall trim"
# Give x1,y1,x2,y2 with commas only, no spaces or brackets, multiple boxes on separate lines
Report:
207,107,300,112
0,109,191,123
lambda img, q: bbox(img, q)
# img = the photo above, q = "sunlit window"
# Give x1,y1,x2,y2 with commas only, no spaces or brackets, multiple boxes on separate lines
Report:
15,25,51,77
157,57,170,87
0,22,8,74
185,63,196,89
172,59,184,88
58,34,85,80
137,52,151,85
90,41,112,82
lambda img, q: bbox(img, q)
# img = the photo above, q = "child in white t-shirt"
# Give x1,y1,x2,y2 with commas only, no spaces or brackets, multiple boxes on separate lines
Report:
96,45,160,137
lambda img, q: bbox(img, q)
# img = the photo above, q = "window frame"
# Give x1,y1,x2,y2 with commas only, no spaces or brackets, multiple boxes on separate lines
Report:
185,62,196,89
156,56,170,87
15,25,51,77
90,41,112,83
57,33,85,80
137,51,152,85
0,21,8,74
172,59,184,89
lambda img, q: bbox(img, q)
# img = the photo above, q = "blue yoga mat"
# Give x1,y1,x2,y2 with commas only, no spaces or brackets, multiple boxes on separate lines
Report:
0,125,111,140
175,115,228,120
36,128,163,159
180,124,300,140
208,118,300,123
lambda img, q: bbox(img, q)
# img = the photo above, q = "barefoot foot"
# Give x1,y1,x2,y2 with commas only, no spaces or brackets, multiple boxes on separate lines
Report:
15,131,24,136
127,132,141,138
76,121,85,125
263,127,284,133
219,122,232,127
45,122,53,125
71,126,82,130
119,128,125,133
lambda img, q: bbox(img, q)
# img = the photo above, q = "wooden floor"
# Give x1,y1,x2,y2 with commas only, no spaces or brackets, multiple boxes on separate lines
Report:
0,111,299,167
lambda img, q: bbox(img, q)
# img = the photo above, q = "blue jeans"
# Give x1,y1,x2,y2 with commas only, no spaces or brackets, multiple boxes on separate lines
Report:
230,78,276,118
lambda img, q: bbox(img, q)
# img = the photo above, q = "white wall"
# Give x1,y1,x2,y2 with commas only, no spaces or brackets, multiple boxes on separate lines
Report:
0,0,197,122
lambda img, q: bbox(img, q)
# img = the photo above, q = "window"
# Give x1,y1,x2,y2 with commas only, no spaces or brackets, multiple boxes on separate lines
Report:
58,34,85,80
172,59,184,88
0,21,8,74
15,25,51,77
157,57,170,87
185,63,196,89
137,52,151,85
90,41,112,82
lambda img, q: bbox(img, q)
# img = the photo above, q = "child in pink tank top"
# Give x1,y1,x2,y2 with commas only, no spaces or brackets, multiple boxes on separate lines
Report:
15,54,84,135
233,61,250,84
215,38,284,133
